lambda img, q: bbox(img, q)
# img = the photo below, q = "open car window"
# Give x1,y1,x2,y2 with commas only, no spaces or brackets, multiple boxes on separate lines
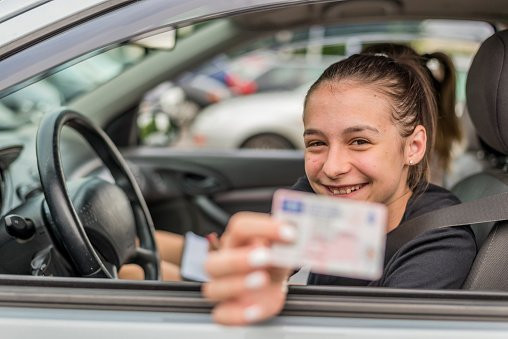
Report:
136,19,491,150
0,4,496,282
132,18,493,189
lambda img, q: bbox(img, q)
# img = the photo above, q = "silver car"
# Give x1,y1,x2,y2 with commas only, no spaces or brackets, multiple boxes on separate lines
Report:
0,0,508,338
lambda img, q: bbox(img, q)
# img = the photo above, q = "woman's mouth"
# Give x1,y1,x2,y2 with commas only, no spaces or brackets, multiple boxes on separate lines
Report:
326,183,367,197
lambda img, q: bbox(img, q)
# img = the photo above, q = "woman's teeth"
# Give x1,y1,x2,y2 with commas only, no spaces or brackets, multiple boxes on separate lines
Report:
331,185,362,195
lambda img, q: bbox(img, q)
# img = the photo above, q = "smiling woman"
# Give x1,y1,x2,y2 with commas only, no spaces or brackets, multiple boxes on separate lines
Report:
303,83,421,229
202,50,476,325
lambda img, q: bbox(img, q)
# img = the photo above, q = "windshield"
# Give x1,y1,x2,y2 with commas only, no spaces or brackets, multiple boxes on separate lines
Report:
0,22,208,130
0,44,147,129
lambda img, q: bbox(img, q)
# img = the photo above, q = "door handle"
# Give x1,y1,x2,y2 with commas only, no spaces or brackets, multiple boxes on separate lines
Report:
183,173,221,193
194,195,230,227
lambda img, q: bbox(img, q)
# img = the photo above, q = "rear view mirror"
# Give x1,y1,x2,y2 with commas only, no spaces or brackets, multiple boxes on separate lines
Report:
131,27,176,50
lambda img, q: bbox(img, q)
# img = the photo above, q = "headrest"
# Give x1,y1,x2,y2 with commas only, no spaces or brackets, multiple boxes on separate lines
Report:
466,30,508,155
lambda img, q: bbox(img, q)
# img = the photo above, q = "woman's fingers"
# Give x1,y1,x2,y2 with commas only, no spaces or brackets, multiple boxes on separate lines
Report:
202,270,270,301
203,267,290,301
210,282,288,325
201,212,294,325
205,246,271,277
206,232,220,251
221,212,296,248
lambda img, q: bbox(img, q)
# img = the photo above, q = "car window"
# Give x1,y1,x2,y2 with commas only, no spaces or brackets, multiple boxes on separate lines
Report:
0,16,494,182
0,44,146,127
135,20,493,157
0,22,212,130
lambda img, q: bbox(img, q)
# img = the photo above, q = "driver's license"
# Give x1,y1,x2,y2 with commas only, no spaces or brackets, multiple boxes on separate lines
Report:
270,189,387,280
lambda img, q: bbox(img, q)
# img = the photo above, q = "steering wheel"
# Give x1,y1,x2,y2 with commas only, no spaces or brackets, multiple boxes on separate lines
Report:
36,108,160,280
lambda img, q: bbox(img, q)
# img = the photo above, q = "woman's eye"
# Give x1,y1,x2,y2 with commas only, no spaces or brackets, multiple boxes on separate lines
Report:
351,139,369,146
306,141,325,148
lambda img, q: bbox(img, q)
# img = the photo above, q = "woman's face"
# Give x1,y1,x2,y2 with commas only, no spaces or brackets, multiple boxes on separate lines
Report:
303,81,418,211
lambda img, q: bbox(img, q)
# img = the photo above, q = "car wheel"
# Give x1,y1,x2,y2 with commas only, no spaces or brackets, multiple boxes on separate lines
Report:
240,133,295,150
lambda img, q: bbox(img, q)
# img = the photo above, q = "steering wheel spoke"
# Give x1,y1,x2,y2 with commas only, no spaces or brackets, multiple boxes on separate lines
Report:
131,247,160,280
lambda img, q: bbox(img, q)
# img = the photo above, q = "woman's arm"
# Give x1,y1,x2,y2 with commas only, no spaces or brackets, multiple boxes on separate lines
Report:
154,230,184,265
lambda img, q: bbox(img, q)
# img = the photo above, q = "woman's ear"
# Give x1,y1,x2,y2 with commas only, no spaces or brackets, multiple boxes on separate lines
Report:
405,125,427,165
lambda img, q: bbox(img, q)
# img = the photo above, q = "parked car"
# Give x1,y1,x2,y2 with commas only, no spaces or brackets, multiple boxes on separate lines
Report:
174,51,323,109
187,23,487,152
176,73,232,107
0,0,508,338
187,59,332,150
189,83,308,149
174,54,236,107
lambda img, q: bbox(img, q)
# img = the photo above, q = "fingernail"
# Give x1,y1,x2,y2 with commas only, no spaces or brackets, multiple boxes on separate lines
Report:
248,247,270,267
244,305,263,322
245,271,267,289
279,224,297,242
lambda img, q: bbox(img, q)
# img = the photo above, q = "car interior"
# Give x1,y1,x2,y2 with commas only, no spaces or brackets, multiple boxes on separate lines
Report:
0,0,508,322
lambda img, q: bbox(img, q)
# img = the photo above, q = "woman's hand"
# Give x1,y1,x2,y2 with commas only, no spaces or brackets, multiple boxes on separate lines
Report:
202,211,296,325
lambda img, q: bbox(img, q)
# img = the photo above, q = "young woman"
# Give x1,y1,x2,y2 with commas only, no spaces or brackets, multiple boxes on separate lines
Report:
201,52,477,325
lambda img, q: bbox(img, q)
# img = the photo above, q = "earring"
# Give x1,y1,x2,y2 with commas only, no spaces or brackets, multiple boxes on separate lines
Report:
409,160,414,165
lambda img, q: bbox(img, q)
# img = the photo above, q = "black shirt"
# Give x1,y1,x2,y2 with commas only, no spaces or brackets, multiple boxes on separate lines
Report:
290,176,477,289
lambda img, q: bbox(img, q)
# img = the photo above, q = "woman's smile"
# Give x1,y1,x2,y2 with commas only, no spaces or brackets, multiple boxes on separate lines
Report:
324,183,369,197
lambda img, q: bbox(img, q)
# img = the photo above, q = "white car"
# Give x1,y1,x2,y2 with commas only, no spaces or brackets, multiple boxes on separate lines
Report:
187,60,333,149
190,84,307,150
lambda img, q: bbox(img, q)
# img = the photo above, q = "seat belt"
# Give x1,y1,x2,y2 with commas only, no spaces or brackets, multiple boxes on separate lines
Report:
386,191,508,261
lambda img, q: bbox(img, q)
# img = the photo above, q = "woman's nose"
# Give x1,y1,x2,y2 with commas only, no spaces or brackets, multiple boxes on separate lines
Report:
322,147,351,179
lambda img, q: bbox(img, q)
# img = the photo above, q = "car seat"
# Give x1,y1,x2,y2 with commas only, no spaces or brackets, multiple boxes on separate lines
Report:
451,29,508,290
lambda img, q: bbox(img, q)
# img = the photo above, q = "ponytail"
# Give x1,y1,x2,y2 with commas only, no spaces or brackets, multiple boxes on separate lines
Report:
423,52,463,171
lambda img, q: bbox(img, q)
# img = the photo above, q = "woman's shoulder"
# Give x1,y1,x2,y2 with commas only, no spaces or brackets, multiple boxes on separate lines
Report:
399,182,476,259
403,182,461,222
381,183,477,289
381,224,476,288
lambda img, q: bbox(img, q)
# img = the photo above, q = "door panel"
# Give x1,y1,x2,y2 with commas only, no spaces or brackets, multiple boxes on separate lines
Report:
1,276,508,338
124,147,305,235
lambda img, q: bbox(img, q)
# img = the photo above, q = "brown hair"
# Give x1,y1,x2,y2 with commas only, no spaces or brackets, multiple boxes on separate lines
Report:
304,49,437,191
423,51,463,171
363,44,462,172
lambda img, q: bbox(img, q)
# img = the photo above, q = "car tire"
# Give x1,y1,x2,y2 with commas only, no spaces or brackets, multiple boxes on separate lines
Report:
240,133,295,150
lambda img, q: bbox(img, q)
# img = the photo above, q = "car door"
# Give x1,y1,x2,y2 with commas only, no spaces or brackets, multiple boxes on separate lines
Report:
2,276,508,338
123,148,305,236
